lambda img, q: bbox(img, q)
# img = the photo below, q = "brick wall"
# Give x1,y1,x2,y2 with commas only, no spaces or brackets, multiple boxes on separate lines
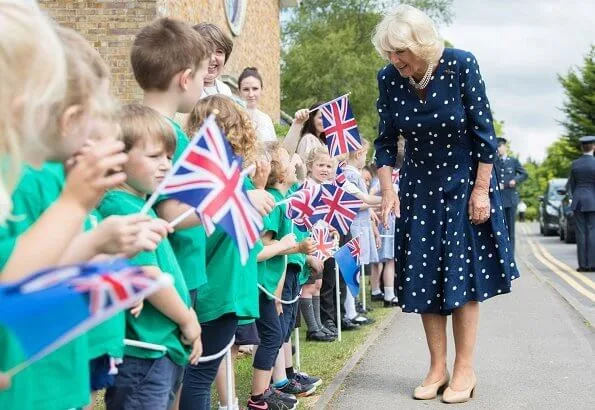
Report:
39,0,281,120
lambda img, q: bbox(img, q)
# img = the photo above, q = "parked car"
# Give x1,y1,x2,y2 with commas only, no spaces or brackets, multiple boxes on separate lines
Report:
539,178,567,236
557,187,576,243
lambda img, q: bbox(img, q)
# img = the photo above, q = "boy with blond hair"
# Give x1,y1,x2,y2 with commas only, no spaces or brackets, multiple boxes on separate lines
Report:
102,104,202,410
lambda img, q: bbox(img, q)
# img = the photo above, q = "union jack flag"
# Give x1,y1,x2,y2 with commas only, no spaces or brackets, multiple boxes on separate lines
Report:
158,115,263,264
310,221,337,261
317,184,363,235
71,266,156,314
285,184,322,230
320,95,362,157
347,237,361,266
335,160,347,187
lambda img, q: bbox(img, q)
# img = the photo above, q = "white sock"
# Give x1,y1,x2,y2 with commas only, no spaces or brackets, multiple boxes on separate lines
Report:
344,292,358,320
384,286,395,301
371,288,382,295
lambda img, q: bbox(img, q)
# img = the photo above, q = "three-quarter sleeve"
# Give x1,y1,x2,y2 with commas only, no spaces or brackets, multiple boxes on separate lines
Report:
460,52,497,164
374,68,398,168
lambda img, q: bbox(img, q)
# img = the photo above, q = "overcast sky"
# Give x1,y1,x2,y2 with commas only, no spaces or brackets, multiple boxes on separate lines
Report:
439,0,595,161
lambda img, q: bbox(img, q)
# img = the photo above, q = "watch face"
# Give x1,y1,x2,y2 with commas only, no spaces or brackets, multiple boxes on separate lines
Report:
224,0,247,36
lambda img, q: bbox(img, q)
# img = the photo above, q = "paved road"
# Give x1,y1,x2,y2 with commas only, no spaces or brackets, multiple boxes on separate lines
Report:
519,223,595,326
327,222,595,409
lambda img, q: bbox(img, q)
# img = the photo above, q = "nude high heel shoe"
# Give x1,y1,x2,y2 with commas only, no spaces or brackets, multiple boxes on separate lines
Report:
441,374,477,404
413,372,450,400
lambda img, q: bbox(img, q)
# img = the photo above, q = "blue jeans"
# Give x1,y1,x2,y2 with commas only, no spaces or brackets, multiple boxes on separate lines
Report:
253,292,283,371
281,265,300,343
105,355,180,410
180,314,238,410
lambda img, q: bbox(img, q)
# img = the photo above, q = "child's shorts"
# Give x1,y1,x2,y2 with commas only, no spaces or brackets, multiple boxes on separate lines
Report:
105,355,180,410
304,267,323,285
90,354,117,391
235,321,260,346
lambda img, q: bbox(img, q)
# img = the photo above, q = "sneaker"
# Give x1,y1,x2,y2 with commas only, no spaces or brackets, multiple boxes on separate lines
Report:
279,378,316,397
306,330,335,342
292,371,322,387
269,387,297,405
256,389,296,410
246,398,269,410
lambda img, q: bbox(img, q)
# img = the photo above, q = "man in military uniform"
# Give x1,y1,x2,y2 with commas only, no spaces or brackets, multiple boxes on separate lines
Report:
494,137,528,254
568,136,595,272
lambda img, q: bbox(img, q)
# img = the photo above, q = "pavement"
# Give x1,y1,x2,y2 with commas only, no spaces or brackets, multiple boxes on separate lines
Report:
324,223,595,409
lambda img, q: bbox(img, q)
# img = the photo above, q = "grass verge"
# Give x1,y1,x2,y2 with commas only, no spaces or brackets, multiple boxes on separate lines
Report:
95,298,395,410
212,298,395,409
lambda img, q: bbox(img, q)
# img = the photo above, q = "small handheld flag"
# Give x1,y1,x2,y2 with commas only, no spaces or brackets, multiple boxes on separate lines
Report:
320,95,362,157
335,160,347,187
285,184,322,231
0,259,169,376
335,237,361,297
317,184,363,235
145,115,263,265
310,221,337,261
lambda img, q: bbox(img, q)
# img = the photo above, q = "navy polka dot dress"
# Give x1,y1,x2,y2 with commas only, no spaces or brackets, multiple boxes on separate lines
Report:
374,48,519,315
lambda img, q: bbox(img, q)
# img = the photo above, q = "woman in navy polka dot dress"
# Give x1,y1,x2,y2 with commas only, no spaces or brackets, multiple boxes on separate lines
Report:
371,5,519,404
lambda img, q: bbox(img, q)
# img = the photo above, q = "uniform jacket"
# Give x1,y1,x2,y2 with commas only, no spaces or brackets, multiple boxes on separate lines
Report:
494,156,528,208
568,154,595,212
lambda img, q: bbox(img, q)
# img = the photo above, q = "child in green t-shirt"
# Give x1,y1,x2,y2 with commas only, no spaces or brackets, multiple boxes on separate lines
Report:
101,103,202,410
271,154,325,397
248,142,319,410
129,17,212,305
0,17,133,410
180,94,276,410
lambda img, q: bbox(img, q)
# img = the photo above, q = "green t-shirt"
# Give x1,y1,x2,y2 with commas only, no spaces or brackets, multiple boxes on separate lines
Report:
0,163,90,410
154,118,207,292
83,209,126,360
40,165,125,360
257,188,293,297
197,231,262,323
286,184,307,269
98,190,191,365
194,177,261,322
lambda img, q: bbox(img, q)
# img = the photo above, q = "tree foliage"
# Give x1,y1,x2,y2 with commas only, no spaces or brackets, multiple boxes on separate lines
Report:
558,45,595,145
518,45,595,219
281,0,453,142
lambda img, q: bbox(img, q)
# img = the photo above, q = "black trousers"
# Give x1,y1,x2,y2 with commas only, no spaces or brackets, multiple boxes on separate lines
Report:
503,205,517,254
320,233,350,325
574,211,595,269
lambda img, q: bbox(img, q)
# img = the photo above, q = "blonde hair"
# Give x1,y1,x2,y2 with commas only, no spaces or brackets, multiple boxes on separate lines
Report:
186,95,258,166
306,147,334,172
0,2,66,223
372,4,444,63
348,139,370,160
120,103,176,156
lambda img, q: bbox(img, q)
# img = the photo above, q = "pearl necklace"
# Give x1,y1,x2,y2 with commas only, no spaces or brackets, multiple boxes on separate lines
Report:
408,62,434,90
